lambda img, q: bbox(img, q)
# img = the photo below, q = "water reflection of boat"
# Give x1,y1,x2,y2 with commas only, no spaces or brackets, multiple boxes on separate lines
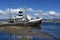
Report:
0,11,42,27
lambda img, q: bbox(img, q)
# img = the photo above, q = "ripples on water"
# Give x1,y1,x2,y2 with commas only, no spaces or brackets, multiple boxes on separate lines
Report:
0,22,60,40
41,22,60,40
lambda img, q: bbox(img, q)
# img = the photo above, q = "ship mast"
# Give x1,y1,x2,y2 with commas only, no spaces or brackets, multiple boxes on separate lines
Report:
24,5,28,21
9,8,12,22
24,4,26,16
8,0,12,23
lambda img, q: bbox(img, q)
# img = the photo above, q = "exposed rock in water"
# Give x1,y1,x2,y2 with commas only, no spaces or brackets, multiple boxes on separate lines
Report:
0,26,53,40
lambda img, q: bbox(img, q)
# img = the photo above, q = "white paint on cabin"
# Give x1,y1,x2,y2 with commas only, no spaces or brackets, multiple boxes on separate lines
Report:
16,16,23,18
26,15,31,20
29,17,42,22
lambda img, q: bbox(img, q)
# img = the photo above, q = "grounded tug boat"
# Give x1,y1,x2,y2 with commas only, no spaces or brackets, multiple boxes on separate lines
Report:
0,10,42,27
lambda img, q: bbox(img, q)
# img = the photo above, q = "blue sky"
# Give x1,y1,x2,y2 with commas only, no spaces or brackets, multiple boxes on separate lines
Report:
0,0,60,19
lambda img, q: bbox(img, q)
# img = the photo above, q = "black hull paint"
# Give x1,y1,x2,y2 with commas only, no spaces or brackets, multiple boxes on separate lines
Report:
28,20,42,27
0,20,42,27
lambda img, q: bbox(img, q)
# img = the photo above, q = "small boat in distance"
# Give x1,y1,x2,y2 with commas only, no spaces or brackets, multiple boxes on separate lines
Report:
0,10,42,27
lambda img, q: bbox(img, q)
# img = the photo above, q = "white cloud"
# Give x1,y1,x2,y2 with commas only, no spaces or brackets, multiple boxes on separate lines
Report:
0,8,43,14
43,11,60,19
0,10,6,14
11,8,20,14
34,13,39,16
26,8,43,13
46,11,56,15
42,11,56,16
28,8,33,11
0,8,60,19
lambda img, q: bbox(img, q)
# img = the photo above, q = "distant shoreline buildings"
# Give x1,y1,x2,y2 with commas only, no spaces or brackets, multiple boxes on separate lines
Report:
42,19,60,22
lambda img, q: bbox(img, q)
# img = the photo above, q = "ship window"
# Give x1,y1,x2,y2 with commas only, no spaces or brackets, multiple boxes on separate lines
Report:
19,11,23,13
36,17,39,19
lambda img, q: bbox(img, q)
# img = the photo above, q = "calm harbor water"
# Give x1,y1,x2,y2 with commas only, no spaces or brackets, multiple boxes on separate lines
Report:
41,22,60,40
0,22,60,40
